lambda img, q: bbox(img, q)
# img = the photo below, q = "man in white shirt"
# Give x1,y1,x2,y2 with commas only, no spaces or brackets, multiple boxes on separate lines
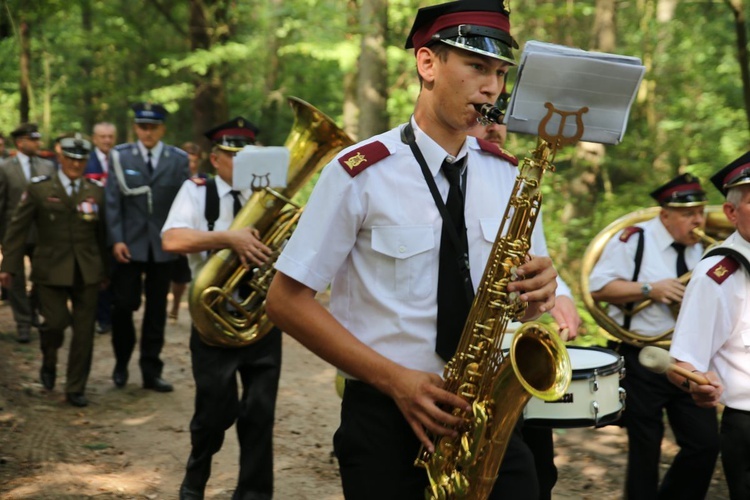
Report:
669,152,750,500
589,174,720,500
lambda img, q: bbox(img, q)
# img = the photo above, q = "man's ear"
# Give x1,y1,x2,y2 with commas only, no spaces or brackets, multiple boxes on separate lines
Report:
416,47,438,84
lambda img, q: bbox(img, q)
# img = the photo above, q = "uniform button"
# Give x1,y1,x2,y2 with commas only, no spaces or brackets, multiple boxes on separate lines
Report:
398,245,406,253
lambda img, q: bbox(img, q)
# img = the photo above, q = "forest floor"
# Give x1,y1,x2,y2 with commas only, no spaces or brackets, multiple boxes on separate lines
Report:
0,294,730,499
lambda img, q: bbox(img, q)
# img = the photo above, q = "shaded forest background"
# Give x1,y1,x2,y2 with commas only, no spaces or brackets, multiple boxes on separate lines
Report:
1,0,749,341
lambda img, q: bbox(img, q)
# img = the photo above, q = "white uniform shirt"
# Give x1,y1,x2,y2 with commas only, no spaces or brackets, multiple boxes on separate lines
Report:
588,217,703,337
276,120,545,375
96,148,109,173
670,231,750,410
16,151,31,181
137,141,164,170
161,175,250,276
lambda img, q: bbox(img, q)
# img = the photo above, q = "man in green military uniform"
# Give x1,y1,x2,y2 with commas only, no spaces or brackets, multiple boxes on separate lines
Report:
0,134,108,407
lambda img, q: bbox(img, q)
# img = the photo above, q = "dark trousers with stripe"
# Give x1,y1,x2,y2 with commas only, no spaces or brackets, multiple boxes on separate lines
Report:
182,325,281,499
617,343,719,500
334,380,539,500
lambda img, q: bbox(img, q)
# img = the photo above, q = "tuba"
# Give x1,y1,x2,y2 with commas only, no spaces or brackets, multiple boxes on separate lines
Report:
189,97,354,348
580,205,733,348
415,102,579,499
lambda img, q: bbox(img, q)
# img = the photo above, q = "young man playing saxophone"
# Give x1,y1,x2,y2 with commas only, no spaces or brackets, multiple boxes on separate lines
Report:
267,1,558,498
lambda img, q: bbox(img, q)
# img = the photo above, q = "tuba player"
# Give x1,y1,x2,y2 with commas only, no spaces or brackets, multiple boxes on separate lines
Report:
161,118,279,499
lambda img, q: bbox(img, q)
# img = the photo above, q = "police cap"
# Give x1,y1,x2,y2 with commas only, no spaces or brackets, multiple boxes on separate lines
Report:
710,151,750,197
204,117,259,153
405,0,517,65
132,102,168,124
649,173,708,208
10,122,42,140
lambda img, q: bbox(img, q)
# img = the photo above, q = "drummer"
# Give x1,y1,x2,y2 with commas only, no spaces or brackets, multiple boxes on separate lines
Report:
588,174,719,500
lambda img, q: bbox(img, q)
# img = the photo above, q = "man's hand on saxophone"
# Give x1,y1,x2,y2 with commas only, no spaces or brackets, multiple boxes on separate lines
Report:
508,254,558,321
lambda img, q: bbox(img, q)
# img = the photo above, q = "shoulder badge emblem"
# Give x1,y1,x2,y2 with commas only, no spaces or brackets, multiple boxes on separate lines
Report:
476,138,518,166
619,226,643,243
30,175,50,184
707,256,739,284
338,141,390,177
190,177,208,186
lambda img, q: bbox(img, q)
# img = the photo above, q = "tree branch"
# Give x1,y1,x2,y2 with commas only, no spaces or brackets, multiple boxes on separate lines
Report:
145,0,188,38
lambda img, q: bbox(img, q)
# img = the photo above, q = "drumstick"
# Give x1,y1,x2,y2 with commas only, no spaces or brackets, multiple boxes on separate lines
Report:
638,346,710,385
559,327,570,342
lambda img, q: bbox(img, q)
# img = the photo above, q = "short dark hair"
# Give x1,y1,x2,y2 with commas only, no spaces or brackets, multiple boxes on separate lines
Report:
181,141,201,155
417,43,452,85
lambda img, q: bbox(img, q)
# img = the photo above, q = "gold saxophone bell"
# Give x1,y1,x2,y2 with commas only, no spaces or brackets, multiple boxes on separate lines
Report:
188,97,354,348
580,205,733,348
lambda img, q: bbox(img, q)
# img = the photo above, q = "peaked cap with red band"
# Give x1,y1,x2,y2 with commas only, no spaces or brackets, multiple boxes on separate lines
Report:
649,173,708,208
404,0,518,65
204,116,259,152
710,151,750,197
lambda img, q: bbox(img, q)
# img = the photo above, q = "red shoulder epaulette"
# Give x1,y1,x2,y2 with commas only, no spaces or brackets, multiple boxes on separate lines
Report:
190,177,207,186
619,226,643,242
338,141,390,177
476,138,518,166
707,256,739,284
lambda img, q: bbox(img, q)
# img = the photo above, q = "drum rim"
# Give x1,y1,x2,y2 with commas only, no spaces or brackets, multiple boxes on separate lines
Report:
523,406,624,429
566,345,624,379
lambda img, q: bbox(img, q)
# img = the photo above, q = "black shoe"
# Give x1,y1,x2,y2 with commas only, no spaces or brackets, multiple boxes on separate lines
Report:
66,392,88,407
40,367,56,390
143,377,173,392
96,322,111,334
17,329,30,344
179,483,204,500
112,366,128,388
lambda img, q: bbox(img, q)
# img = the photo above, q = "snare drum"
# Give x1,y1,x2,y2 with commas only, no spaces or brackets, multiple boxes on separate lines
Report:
524,346,626,428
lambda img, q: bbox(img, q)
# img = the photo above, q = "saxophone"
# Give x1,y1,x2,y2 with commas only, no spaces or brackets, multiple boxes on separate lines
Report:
415,102,587,499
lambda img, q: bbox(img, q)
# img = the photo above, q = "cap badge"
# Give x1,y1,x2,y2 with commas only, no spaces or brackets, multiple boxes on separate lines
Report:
344,152,367,170
238,119,245,127
145,102,152,111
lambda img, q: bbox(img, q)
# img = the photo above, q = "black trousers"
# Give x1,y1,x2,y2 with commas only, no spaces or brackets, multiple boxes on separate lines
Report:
182,325,281,499
110,259,173,380
522,426,556,500
334,380,539,500
617,344,719,500
720,407,750,500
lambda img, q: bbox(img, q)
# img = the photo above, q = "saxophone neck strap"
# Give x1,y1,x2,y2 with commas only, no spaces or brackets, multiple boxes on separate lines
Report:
401,121,473,302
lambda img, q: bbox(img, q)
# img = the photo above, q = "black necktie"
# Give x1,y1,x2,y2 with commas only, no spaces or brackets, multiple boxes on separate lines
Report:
146,150,154,175
671,242,688,276
436,158,472,362
229,190,242,217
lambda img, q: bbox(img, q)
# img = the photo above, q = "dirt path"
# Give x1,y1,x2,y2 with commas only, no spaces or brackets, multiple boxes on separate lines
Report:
0,298,730,499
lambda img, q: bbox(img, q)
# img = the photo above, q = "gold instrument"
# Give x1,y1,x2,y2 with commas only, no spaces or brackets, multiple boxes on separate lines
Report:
580,205,733,348
189,97,354,348
415,102,582,499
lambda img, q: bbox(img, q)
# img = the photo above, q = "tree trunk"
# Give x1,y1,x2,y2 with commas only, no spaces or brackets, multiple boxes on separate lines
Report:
357,0,389,137
189,0,230,167
81,0,95,132
19,20,31,123
725,0,750,134
343,0,359,140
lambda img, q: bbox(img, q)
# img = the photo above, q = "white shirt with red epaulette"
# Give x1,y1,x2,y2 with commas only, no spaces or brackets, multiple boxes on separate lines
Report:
276,118,550,376
670,231,750,411
588,217,704,337
161,175,251,276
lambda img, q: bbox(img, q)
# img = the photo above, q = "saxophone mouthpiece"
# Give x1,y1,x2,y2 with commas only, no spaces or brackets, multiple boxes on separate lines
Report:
474,103,504,126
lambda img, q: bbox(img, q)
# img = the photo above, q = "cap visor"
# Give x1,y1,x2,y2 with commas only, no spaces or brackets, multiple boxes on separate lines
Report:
442,37,516,65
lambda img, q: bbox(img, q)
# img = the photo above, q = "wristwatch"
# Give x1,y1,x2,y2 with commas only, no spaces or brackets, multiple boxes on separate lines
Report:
640,282,653,298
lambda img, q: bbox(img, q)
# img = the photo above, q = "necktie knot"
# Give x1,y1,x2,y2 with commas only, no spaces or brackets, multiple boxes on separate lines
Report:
146,150,154,174
442,160,463,187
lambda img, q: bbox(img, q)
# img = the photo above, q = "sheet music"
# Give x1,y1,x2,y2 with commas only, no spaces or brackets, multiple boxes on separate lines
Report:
232,146,290,190
505,40,645,145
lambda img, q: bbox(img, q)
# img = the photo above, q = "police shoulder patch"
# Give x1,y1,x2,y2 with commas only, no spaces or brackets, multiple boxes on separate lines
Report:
30,175,50,184
707,256,739,284
338,141,390,177
477,138,518,166
619,226,643,242
190,177,207,186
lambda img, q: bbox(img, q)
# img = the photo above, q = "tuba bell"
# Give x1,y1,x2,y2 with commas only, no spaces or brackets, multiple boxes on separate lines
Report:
580,204,733,348
189,97,354,348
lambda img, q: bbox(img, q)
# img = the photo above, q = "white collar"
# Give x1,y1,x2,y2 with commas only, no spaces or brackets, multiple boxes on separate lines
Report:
137,141,163,160
409,116,468,179
57,169,78,189
215,175,251,199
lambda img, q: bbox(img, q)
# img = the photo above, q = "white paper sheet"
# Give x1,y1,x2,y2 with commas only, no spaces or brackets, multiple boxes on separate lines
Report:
505,40,645,145
232,146,290,191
